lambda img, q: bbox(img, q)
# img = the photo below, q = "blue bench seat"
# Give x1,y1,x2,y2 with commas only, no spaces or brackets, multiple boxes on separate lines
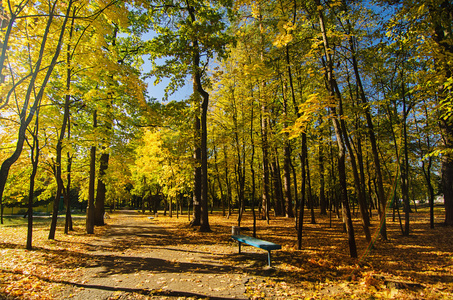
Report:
231,234,281,267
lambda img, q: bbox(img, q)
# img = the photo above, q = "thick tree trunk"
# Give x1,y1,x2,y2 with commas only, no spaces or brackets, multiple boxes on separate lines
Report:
430,1,453,226
441,123,453,226
198,81,211,232
191,112,202,226
94,152,109,226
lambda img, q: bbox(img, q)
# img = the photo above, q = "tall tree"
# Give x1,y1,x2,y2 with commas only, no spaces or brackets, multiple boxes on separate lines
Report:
385,0,453,225
0,0,72,225
315,0,357,257
144,0,231,231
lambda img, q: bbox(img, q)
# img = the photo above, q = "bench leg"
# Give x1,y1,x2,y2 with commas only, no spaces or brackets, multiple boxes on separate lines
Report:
238,241,241,254
267,251,272,267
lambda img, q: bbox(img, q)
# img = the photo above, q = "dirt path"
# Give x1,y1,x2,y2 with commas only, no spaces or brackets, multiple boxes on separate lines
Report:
57,211,273,300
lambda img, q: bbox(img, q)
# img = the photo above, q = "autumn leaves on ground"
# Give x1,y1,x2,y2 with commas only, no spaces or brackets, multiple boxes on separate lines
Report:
1,208,452,300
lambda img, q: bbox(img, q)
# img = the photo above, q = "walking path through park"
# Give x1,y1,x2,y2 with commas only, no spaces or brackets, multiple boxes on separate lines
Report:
58,211,277,299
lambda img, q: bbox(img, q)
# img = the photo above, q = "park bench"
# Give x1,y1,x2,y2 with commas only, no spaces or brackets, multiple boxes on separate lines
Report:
231,234,281,267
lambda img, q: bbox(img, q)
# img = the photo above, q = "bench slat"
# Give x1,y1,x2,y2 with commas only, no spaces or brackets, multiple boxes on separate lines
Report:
231,235,281,251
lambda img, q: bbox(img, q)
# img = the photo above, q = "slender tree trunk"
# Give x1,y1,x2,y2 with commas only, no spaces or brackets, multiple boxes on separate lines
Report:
258,10,270,223
1,12,17,224
27,115,40,250
317,0,357,257
319,135,327,215
250,101,257,237
224,146,232,218
213,147,225,217
401,78,410,236
270,150,284,217
306,159,316,224
1,1,69,225
60,8,76,235
86,111,97,234
283,143,293,218
297,134,307,250
232,89,245,227
282,63,294,218
415,108,435,228
65,125,73,233
290,159,298,222
348,34,387,239
49,6,75,239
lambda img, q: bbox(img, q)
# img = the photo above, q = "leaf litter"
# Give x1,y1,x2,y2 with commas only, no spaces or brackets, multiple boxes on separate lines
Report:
0,207,452,299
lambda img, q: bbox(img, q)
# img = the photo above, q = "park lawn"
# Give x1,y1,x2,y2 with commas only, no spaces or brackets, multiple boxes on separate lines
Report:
0,207,452,299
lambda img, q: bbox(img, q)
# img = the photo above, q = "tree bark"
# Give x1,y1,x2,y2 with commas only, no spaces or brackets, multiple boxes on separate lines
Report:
191,113,202,226
348,34,388,239
94,152,109,226
27,116,40,250
86,111,97,234
317,0,357,257
430,1,453,226
48,2,74,240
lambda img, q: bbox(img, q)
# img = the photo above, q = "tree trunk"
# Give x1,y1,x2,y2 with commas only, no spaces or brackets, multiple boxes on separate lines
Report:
191,109,202,226
94,152,109,226
27,117,40,250
297,133,307,250
65,151,73,233
86,111,97,234
319,136,327,215
250,102,257,237
401,78,410,236
213,147,225,217
317,0,357,257
192,52,211,232
271,151,284,217
224,146,232,218
258,10,270,223
0,1,69,225
49,18,74,238
348,34,388,239
441,124,453,226
430,1,453,226
306,159,316,224
416,108,435,228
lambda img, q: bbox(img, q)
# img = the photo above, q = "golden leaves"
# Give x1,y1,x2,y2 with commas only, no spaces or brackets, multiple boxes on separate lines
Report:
272,21,296,48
